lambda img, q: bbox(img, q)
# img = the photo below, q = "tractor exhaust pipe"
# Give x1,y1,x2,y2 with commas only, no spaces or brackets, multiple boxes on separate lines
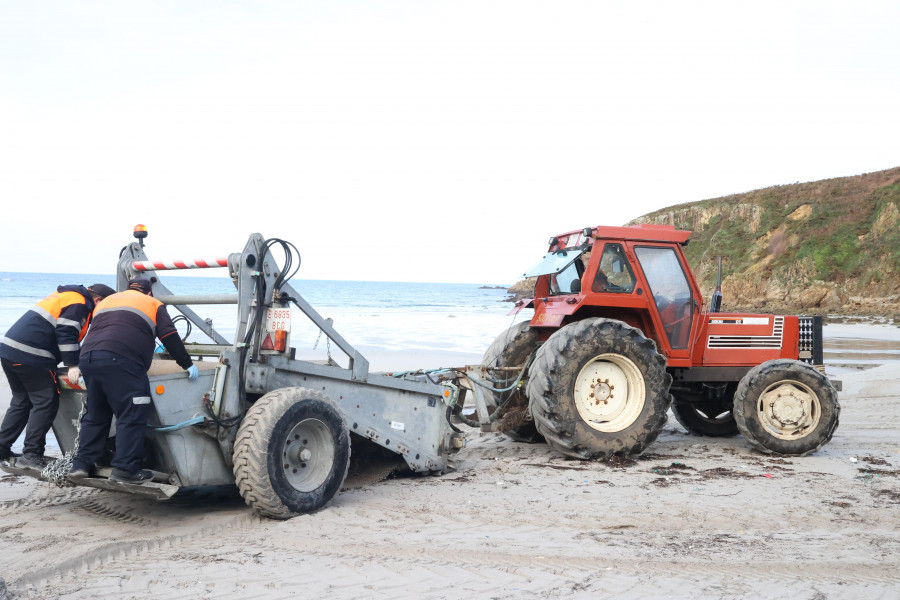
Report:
710,256,723,313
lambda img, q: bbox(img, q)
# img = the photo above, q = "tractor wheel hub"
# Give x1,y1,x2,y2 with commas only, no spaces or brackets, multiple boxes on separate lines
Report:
592,380,613,404
769,391,805,426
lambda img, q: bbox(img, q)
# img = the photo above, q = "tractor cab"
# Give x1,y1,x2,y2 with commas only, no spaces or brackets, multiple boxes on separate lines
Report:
521,224,700,364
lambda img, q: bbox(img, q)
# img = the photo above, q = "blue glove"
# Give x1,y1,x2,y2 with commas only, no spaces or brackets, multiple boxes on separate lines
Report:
186,365,199,381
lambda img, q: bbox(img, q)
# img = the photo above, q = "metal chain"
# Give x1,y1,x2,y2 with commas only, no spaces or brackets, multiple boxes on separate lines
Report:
41,395,87,487
313,328,323,350
313,323,333,364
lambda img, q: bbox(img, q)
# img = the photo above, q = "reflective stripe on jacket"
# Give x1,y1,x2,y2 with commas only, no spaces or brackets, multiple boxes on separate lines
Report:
0,286,94,369
80,290,192,371
93,289,163,331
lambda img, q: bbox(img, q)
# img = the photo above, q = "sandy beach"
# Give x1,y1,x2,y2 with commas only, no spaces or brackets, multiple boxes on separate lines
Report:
1,350,898,599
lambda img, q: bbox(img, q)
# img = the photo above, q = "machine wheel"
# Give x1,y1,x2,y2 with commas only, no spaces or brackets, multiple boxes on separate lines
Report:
233,387,351,519
526,318,672,459
733,359,839,456
481,321,543,443
672,384,739,437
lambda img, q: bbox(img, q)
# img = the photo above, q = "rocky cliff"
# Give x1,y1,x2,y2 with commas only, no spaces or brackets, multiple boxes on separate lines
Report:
629,167,900,316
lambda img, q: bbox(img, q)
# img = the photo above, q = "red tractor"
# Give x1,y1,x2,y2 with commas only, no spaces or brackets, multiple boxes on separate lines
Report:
482,224,840,458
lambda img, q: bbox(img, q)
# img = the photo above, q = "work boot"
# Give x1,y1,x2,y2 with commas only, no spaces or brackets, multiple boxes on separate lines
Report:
67,466,92,481
0,449,21,461
16,453,49,470
109,468,154,485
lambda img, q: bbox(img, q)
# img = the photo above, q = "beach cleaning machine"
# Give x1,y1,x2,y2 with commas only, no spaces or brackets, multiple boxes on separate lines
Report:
1,226,467,518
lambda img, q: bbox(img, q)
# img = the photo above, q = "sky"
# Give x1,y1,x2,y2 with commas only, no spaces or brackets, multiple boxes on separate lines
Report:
1,1,898,285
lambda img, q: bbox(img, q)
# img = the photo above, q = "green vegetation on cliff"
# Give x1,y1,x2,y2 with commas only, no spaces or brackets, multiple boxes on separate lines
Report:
629,167,900,314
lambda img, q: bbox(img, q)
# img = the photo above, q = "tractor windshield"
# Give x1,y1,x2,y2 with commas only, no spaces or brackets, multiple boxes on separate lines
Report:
523,249,585,296
523,249,584,278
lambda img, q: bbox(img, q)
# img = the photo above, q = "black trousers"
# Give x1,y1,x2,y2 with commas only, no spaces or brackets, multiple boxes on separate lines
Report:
73,351,152,474
0,358,59,456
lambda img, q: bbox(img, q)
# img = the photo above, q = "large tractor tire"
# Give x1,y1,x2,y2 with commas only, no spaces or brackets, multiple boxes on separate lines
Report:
481,321,543,443
233,387,351,519
733,359,839,456
526,318,672,460
671,383,739,437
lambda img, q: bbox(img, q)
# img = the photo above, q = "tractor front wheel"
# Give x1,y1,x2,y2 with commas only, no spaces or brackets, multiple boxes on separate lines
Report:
733,360,839,456
233,387,351,519
526,318,672,459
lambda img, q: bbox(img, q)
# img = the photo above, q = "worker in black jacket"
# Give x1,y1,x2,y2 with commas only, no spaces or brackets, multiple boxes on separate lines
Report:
0,283,116,469
68,278,199,484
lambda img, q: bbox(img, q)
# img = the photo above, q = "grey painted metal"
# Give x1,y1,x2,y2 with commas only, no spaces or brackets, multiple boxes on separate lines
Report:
449,367,499,432
144,367,234,486
51,366,233,487
183,344,232,356
51,387,84,454
470,382,495,432
116,242,231,345
155,294,239,305
248,355,456,472
67,472,181,500
282,418,335,491
277,284,370,381
41,230,465,499
0,461,180,498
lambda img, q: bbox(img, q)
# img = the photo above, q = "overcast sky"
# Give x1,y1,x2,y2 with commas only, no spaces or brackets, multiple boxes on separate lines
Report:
1,1,897,284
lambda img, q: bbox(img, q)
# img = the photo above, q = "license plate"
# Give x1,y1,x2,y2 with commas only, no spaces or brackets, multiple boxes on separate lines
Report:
265,307,291,332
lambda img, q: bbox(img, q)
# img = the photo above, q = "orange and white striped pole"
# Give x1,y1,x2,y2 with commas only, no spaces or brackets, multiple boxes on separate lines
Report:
132,257,230,271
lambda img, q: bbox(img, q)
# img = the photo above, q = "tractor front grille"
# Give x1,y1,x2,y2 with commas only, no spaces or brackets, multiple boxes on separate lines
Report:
799,316,824,365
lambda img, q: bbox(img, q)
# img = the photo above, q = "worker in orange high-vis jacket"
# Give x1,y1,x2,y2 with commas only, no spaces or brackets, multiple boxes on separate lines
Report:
0,283,116,470
68,278,199,484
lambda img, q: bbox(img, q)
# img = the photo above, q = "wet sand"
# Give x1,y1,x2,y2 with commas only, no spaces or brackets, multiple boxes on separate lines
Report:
1,335,899,599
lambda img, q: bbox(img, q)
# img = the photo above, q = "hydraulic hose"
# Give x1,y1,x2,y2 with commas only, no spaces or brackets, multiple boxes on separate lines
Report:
148,416,205,432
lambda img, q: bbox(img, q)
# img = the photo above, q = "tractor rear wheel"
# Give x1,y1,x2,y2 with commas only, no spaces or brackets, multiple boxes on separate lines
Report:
733,360,839,456
672,384,739,437
481,321,543,443
526,318,672,459
233,387,351,519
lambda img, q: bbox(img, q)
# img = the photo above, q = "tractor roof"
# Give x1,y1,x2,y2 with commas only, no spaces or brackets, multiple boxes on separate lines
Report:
554,224,692,248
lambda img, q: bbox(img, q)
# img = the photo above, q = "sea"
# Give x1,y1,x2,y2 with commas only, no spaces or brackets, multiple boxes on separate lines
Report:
0,271,527,372
2,271,899,373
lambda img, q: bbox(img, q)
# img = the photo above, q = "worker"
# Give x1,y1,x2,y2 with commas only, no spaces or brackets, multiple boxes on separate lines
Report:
0,283,116,469
68,278,200,484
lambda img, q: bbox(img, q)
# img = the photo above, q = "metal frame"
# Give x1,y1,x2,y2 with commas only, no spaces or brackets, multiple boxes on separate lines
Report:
30,232,464,494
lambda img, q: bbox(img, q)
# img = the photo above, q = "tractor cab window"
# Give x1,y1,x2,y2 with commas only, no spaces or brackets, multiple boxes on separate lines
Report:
592,244,636,293
634,246,693,349
549,258,584,295
523,248,585,295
